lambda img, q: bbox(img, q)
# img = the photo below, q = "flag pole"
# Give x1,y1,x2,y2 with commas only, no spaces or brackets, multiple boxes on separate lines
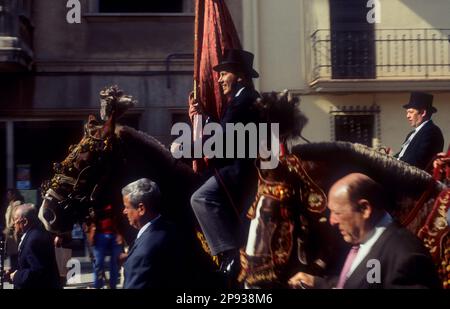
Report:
193,0,201,101
192,0,204,172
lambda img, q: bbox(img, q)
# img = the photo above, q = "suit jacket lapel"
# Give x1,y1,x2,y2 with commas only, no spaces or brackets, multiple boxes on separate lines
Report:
402,121,433,158
127,235,142,258
126,217,162,258
411,120,433,144
18,229,33,257
403,130,415,143
344,224,397,288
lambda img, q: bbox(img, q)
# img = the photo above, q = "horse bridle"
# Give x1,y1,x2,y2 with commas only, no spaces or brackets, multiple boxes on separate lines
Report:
43,168,102,224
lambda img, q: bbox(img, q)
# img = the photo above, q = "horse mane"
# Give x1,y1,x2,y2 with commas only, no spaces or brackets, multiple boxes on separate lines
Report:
255,90,308,140
292,141,434,194
115,125,198,182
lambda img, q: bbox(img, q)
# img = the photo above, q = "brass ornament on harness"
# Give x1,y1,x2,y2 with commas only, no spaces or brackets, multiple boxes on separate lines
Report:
239,154,327,287
417,189,450,288
41,120,116,218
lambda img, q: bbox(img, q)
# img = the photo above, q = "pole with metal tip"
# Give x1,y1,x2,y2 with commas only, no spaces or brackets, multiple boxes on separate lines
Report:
0,232,5,289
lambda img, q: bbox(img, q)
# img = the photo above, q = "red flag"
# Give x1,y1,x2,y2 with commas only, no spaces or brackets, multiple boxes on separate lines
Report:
191,0,242,172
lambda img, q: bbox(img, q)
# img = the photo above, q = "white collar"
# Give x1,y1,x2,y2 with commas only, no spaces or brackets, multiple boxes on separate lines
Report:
347,212,393,277
136,214,161,240
360,212,393,247
235,87,245,97
413,119,430,133
19,232,27,250
398,119,431,159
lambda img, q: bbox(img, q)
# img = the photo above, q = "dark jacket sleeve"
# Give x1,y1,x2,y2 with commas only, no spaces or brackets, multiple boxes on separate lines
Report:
383,246,442,289
314,275,339,289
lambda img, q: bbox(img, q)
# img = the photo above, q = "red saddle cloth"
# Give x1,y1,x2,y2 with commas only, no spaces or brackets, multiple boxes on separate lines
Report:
417,188,450,289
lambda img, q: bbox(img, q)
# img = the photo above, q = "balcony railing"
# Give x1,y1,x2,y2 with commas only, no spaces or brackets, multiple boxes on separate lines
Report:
311,28,450,81
0,0,33,71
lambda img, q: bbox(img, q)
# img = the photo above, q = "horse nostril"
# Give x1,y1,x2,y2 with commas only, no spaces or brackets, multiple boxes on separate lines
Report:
43,208,57,224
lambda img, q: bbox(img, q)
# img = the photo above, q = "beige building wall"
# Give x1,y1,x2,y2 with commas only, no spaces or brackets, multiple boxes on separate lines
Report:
239,0,450,153
299,93,450,153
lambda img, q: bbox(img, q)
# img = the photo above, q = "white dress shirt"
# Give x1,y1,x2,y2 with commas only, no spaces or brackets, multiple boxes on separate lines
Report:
235,87,245,98
136,214,161,240
347,212,393,278
18,232,27,251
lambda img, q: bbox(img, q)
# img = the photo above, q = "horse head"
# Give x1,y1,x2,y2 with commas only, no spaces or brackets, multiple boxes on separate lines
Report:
39,86,135,233
240,154,336,287
39,114,117,233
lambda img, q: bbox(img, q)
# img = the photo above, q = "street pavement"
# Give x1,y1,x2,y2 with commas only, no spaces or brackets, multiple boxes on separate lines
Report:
2,247,124,289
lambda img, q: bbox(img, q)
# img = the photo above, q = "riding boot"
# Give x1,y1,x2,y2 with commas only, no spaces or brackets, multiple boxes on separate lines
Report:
218,249,240,288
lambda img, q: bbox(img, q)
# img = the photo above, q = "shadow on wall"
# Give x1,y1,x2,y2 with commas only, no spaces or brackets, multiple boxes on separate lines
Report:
398,0,450,30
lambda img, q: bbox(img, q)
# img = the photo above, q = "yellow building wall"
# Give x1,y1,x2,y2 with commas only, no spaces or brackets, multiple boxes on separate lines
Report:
299,93,450,153
239,0,450,151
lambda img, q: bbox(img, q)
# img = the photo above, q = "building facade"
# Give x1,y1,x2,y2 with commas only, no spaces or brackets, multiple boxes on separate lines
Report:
1,0,449,202
0,0,245,201
239,0,450,152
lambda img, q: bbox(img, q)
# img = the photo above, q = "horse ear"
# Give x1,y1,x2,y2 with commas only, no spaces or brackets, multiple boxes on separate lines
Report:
85,115,102,138
102,110,116,138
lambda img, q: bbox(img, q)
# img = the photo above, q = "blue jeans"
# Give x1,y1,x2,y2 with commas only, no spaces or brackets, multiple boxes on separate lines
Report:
92,233,122,289
191,176,239,256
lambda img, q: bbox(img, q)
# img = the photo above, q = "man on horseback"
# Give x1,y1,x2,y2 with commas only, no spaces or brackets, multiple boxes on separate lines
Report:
395,92,444,170
189,49,260,281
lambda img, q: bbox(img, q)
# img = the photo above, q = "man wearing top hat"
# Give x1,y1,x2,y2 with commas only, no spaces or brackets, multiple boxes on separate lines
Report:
394,91,444,170
189,49,260,283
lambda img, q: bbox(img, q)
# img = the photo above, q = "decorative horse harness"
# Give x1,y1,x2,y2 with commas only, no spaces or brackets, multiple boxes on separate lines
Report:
239,154,328,287
416,151,450,288
41,118,116,222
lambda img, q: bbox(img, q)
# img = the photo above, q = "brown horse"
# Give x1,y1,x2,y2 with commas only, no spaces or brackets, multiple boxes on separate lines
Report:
38,87,218,287
38,88,448,288
238,140,449,288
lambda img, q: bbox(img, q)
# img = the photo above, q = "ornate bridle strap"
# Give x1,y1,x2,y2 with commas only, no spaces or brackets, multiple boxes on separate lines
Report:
44,188,66,203
247,167,296,220
418,189,450,260
282,154,327,214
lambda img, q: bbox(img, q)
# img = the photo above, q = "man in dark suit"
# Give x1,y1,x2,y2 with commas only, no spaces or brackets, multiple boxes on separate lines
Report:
189,49,260,279
121,178,178,289
5,203,60,289
395,91,444,170
288,173,441,289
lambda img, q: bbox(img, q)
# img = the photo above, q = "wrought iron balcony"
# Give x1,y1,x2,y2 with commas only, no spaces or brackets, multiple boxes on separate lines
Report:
0,0,33,71
310,28,450,89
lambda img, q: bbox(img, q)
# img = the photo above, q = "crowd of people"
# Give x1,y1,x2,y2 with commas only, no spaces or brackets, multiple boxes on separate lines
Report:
1,48,448,289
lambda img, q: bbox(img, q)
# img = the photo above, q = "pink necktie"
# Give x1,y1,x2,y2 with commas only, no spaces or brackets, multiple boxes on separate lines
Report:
336,245,360,289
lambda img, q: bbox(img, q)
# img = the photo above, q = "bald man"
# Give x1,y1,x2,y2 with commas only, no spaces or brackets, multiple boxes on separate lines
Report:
6,204,60,289
289,173,441,289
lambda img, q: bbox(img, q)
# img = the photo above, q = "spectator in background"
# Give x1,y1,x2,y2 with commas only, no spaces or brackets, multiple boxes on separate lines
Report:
3,188,24,271
87,204,123,289
394,92,444,170
5,203,60,289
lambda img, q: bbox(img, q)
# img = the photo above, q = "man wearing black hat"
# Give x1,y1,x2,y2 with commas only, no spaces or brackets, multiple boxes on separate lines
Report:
394,92,444,170
189,49,260,283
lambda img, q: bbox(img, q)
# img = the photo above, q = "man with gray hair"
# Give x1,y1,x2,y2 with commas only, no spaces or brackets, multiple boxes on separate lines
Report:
5,203,60,289
121,178,178,288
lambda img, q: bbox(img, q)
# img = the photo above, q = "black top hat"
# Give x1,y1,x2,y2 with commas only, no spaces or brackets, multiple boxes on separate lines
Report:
213,49,259,78
402,91,437,113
